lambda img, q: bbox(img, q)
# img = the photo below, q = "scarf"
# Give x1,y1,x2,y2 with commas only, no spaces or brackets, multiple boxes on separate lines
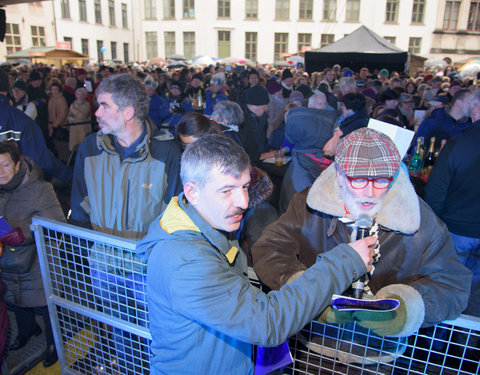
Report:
0,163,26,193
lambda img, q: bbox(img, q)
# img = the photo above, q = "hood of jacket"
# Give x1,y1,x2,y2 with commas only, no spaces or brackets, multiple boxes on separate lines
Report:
306,163,420,234
286,107,337,153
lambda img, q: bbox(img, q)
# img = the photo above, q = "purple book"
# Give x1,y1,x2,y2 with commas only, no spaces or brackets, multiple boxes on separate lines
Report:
255,341,293,375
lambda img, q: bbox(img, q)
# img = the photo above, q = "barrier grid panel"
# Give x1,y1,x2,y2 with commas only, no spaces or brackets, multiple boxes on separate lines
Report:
32,217,480,375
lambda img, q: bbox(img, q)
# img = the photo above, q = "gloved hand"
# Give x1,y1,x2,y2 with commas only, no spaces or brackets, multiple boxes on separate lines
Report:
0,227,25,246
317,306,355,324
353,284,425,337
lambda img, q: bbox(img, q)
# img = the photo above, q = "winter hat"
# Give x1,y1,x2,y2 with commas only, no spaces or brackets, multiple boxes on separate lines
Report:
210,72,226,86
296,84,313,99
76,68,87,77
29,70,42,82
266,80,282,95
192,73,203,81
12,79,28,92
282,69,293,80
245,85,270,106
335,128,401,178
379,69,390,78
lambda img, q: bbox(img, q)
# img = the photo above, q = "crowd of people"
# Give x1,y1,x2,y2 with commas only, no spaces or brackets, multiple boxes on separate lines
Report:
0,58,478,373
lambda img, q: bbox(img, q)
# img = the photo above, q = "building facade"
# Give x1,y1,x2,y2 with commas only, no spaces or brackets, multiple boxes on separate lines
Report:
1,1,478,65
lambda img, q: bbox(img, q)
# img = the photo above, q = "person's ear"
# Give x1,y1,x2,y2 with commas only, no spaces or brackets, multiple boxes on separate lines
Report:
183,182,198,205
336,168,344,187
123,105,135,121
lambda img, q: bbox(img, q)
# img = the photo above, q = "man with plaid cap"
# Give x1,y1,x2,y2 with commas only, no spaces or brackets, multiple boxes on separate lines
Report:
252,128,471,352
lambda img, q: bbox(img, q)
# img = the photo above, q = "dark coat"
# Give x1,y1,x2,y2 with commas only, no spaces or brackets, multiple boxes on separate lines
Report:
1,157,65,307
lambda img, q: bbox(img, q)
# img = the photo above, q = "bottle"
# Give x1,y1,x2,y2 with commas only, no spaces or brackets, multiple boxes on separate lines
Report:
409,138,423,174
423,136,436,171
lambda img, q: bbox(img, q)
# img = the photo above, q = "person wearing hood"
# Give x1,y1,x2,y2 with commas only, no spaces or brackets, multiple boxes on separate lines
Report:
337,93,369,137
0,141,65,367
278,106,338,214
252,128,471,365
281,69,294,99
204,72,228,115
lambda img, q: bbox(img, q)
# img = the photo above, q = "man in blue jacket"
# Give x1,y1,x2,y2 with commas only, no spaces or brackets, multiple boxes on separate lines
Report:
136,134,375,374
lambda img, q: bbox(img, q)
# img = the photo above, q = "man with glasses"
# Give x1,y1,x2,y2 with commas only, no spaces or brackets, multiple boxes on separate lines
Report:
252,128,471,346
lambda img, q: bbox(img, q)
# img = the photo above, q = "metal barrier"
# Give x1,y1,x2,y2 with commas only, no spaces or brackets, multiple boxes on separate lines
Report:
32,217,480,375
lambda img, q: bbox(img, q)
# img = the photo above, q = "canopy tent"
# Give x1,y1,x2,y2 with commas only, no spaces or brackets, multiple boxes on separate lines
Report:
6,46,90,67
305,25,408,75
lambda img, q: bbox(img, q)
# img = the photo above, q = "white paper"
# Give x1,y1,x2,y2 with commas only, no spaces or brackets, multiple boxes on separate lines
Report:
367,118,415,158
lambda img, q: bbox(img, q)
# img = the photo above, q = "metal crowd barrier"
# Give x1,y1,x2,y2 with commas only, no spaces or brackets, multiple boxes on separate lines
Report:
32,217,480,375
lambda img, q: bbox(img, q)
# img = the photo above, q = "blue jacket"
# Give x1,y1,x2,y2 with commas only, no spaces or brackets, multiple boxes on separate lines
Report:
147,94,165,128
159,94,194,133
136,193,366,375
204,89,228,115
413,107,471,150
0,94,72,181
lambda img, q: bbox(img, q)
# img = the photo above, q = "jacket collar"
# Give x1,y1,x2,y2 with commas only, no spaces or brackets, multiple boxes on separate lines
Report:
306,163,420,234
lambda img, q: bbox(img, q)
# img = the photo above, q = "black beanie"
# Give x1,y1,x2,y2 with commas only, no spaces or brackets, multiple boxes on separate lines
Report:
282,69,293,80
245,85,270,106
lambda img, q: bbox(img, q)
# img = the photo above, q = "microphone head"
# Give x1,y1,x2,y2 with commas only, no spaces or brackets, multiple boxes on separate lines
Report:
356,214,373,229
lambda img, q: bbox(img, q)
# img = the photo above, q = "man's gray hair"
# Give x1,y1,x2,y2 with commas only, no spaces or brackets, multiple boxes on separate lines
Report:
96,73,150,123
308,92,326,108
181,134,250,188
213,100,244,125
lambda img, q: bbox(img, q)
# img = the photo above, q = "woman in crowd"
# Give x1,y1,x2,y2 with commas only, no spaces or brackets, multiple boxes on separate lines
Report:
0,141,65,368
68,87,91,154
48,80,70,162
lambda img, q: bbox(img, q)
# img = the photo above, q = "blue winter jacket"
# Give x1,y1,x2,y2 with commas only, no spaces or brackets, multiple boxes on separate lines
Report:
136,193,366,375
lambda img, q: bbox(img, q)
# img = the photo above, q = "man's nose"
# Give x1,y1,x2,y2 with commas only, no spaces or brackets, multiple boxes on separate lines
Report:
363,181,375,197
95,106,103,118
234,189,249,210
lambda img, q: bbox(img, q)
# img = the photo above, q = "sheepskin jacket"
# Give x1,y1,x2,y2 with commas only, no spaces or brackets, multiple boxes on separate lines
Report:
252,164,472,330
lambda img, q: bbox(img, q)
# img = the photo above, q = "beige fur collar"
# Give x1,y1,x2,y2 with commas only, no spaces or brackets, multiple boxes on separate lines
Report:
306,164,420,234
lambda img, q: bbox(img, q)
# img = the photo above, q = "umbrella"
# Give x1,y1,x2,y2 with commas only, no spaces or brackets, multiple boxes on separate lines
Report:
167,54,186,61
11,58,33,66
273,61,291,67
166,61,188,69
220,57,239,64
424,59,447,69
459,60,480,78
287,55,304,65
191,55,214,67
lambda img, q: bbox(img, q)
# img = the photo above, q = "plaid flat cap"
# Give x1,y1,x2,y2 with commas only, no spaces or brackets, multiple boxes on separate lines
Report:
335,128,400,178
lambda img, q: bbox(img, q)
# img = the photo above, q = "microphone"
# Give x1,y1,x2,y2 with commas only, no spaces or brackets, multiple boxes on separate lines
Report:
351,214,373,299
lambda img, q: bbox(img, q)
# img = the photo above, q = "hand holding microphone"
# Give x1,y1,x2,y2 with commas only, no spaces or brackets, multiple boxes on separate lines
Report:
349,235,376,273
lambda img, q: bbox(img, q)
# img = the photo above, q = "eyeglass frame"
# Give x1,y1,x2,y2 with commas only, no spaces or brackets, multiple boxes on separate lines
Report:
346,176,393,190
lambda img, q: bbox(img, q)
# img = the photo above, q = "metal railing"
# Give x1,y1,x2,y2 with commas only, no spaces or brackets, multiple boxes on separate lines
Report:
32,217,480,375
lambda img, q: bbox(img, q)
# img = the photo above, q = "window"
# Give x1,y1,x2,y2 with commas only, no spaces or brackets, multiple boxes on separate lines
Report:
5,23,21,55
79,0,87,21
346,0,360,21
299,0,313,20
467,1,480,31
122,3,128,27
275,0,290,20
64,36,72,49
164,31,176,58
245,32,257,61
123,43,129,63
218,31,230,58
145,0,156,19
31,26,46,47
109,0,115,26
97,40,104,61
274,32,288,61
95,0,102,24
245,0,258,19
111,41,117,60
164,0,175,18
61,0,70,18
218,0,230,18
183,32,195,59
385,0,399,23
408,37,422,54
443,1,460,30
145,32,158,59
321,33,334,47
323,0,336,21
297,33,311,52
384,36,396,44
81,38,89,56
183,0,194,18
411,0,425,23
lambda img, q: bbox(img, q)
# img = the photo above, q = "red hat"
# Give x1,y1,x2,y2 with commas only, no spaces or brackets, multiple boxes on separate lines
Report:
76,68,87,77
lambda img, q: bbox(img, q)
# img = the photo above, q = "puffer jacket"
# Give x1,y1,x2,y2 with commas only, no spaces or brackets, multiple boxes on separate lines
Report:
253,164,472,327
1,157,65,307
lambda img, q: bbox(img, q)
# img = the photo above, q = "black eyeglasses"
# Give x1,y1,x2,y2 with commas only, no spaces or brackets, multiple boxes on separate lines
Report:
346,176,393,189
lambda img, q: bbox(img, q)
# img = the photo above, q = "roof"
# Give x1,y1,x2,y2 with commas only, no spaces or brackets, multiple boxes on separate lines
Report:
6,47,90,60
312,25,405,54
